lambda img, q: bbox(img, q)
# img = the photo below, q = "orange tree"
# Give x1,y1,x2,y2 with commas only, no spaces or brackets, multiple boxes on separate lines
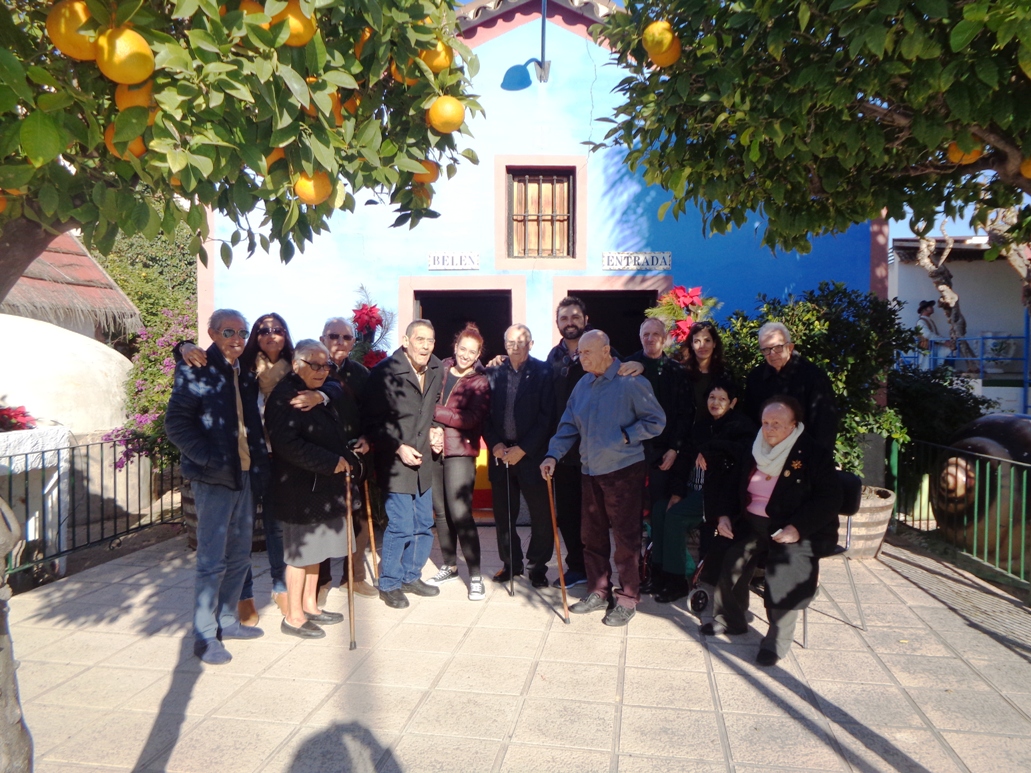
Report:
0,1,481,299
596,2,1031,318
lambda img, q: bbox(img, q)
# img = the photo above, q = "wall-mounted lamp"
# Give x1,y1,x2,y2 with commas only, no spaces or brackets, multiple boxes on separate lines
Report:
500,0,551,91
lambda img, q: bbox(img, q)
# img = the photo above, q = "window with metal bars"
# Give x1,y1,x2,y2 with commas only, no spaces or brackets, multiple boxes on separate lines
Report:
507,168,573,258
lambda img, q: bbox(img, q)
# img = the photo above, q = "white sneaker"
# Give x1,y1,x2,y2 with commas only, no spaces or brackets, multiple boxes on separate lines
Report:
426,566,459,586
468,577,485,601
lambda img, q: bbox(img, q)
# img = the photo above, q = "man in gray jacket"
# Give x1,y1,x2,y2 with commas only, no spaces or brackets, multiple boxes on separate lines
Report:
541,330,665,627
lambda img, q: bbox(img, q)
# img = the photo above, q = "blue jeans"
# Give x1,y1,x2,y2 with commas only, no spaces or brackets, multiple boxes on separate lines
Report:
240,503,287,599
379,490,433,592
192,479,255,642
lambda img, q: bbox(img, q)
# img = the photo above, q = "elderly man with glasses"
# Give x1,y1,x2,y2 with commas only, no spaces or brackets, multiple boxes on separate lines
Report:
321,317,370,396
742,322,839,450
166,309,270,665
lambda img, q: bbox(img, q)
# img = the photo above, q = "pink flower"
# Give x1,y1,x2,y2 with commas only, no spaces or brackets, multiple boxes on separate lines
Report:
363,349,387,368
353,304,383,336
671,286,703,309
670,319,694,343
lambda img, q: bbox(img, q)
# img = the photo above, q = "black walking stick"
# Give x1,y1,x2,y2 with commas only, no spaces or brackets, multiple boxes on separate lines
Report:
546,474,570,624
363,479,379,585
505,458,515,596
345,471,357,650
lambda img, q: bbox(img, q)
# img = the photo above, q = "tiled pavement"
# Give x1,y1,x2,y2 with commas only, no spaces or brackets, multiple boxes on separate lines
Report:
8,528,1031,773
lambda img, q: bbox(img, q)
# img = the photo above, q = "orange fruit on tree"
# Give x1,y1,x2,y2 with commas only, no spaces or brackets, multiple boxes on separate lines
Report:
96,27,155,84
427,95,464,133
115,81,157,125
271,0,316,47
266,147,286,168
649,36,681,68
104,122,146,159
1021,157,1031,178
642,21,675,56
46,0,97,61
355,26,372,59
419,41,453,74
413,160,440,183
342,93,361,115
0,196,6,215
391,59,419,86
946,142,983,165
294,170,332,205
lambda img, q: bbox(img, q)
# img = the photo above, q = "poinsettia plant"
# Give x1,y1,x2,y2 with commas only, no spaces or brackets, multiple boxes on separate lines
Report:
645,285,720,345
349,285,394,368
0,405,37,432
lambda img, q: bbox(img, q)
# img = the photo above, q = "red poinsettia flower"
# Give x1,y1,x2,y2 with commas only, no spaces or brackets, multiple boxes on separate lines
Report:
670,285,704,309
669,319,694,343
684,286,703,307
353,303,383,335
363,349,387,368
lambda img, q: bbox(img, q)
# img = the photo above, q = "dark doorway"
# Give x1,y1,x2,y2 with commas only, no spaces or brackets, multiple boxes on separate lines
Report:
414,290,512,363
568,290,659,358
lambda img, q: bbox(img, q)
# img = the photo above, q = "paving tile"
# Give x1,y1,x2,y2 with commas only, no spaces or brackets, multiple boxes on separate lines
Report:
941,732,1031,773
436,653,533,694
456,626,544,659
878,654,994,691
794,620,868,651
511,697,616,750
625,637,707,671
378,622,468,653
122,670,251,716
7,623,74,654
476,601,555,630
14,660,86,702
148,717,296,772
860,627,953,657
406,689,521,740
706,642,805,682
847,603,933,628
75,581,193,610
44,709,200,768
204,639,294,677
619,706,723,759
305,683,425,732
828,722,964,773
906,688,1031,734
809,681,925,728
793,648,892,684
722,713,841,769
18,630,141,665
34,763,130,773
380,733,500,773
99,634,201,672
528,661,620,703
261,641,366,683
502,744,610,772
32,664,166,709
820,581,904,606
260,723,394,773
626,611,701,640
346,649,449,689
909,606,981,631
540,629,624,664
936,627,1029,663
21,703,105,757
618,756,729,773
712,672,821,720
211,676,337,724
623,667,713,711
404,600,482,628
967,657,1031,694
889,587,953,608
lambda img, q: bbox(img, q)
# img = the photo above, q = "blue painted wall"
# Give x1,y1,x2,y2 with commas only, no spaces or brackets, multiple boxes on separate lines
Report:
212,17,870,345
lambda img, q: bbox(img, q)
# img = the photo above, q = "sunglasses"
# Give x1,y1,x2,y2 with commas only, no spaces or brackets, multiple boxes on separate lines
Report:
298,358,332,373
257,326,286,337
326,333,354,342
759,344,787,356
220,328,249,339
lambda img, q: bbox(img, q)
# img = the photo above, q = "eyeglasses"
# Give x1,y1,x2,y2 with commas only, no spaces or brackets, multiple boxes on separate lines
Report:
325,333,354,342
759,344,787,356
298,359,332,372
257,326,285,337
220,329,249,339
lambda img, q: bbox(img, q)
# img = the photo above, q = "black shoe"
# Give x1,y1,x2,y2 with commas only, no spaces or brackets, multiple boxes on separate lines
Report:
756,649,780,667
530,573,549,589
379,588,410,608
569,592,609,614
602,605,636,627
654,579,690,604
305,610,344,625
699,621,748,636
492,567,523,584
281,619,326,639
639,571,661,595
402,579,440,597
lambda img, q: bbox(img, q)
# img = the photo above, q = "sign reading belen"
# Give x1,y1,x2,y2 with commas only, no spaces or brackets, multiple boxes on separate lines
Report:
602,251,672,271
428,252,480,270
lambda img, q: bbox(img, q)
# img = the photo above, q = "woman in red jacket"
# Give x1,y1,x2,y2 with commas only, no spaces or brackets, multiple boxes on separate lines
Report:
427,325,491,600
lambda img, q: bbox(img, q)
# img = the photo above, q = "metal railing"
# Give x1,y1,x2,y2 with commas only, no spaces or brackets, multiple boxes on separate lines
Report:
2,439,182,578
889,439,1029,583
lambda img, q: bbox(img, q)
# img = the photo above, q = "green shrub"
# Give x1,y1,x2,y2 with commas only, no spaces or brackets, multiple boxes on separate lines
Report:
887,364,998,446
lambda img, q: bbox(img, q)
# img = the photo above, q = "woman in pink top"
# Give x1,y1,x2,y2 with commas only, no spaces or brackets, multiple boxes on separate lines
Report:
700,395,841,666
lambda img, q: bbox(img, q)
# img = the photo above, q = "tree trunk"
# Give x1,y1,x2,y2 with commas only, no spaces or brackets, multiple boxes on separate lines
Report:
914,236,978,371
0,217,75,303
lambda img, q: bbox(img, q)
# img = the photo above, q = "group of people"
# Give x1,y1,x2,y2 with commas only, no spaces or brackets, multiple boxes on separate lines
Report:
166,294,846,667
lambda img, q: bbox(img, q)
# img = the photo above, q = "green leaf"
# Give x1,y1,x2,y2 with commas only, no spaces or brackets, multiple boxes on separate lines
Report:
278,63,310,107
0,48,32,103
21,111,63,167
155,42,194,73
114,107,148,142
950,19,983,52
36,91,75,112
915,0,949,19
0,164,33,190
657,200,671,221
0,86,17,114
1019,45,1031,81
115,0,144,27
323,70,359,90
83,0,111,25
798,3,811,31
25,66,59,89
221,242,233,267
171,0,200,19
167,148,189,173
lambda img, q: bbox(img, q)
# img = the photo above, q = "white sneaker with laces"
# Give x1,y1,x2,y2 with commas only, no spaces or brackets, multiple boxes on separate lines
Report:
468,577,485,601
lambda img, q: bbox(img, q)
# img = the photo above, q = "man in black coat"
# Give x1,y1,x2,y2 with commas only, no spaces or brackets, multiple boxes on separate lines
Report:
165,309,270,665
362,319,443,608
483,324,556,587
743,322,839,450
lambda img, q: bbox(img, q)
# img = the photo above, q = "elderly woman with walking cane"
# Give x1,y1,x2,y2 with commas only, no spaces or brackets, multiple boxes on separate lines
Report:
264,339,363,640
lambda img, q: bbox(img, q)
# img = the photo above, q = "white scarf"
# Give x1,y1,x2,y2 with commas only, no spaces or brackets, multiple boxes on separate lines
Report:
752,422,806,478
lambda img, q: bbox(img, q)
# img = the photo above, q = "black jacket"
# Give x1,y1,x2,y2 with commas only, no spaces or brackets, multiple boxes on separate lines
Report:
627,351,691,454
362,348,443,495
264,372,361,525
165,344,269,495
482,356,555,464
692,409,757,521
743,353,839,450
331,358,370,401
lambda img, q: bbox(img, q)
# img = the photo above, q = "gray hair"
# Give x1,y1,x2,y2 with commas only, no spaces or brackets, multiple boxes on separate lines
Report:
406,318,434,337
208,308,246,331
757,321,792,344
640,317,665,334
505,323,532,340
294,339,330,360
580,329,610,348
322,317,354,336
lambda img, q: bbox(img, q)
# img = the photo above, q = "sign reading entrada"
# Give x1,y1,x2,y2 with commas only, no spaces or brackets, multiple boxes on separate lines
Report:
601,251,672,271
428,252,481,270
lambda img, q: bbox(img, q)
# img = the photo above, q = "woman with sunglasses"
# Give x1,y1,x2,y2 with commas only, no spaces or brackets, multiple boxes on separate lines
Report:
179,313,323,623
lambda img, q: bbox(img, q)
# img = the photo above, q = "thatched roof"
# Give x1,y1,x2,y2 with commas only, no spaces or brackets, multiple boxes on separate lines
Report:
0,234,142,333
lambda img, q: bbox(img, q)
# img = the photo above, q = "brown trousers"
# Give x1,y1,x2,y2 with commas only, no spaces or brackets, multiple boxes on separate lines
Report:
581,461,646,608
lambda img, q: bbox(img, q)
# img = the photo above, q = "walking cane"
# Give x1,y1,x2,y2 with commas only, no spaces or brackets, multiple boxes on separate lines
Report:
344,471,357,650
505,458,515,597
546,474,570,624
363,479,379,584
